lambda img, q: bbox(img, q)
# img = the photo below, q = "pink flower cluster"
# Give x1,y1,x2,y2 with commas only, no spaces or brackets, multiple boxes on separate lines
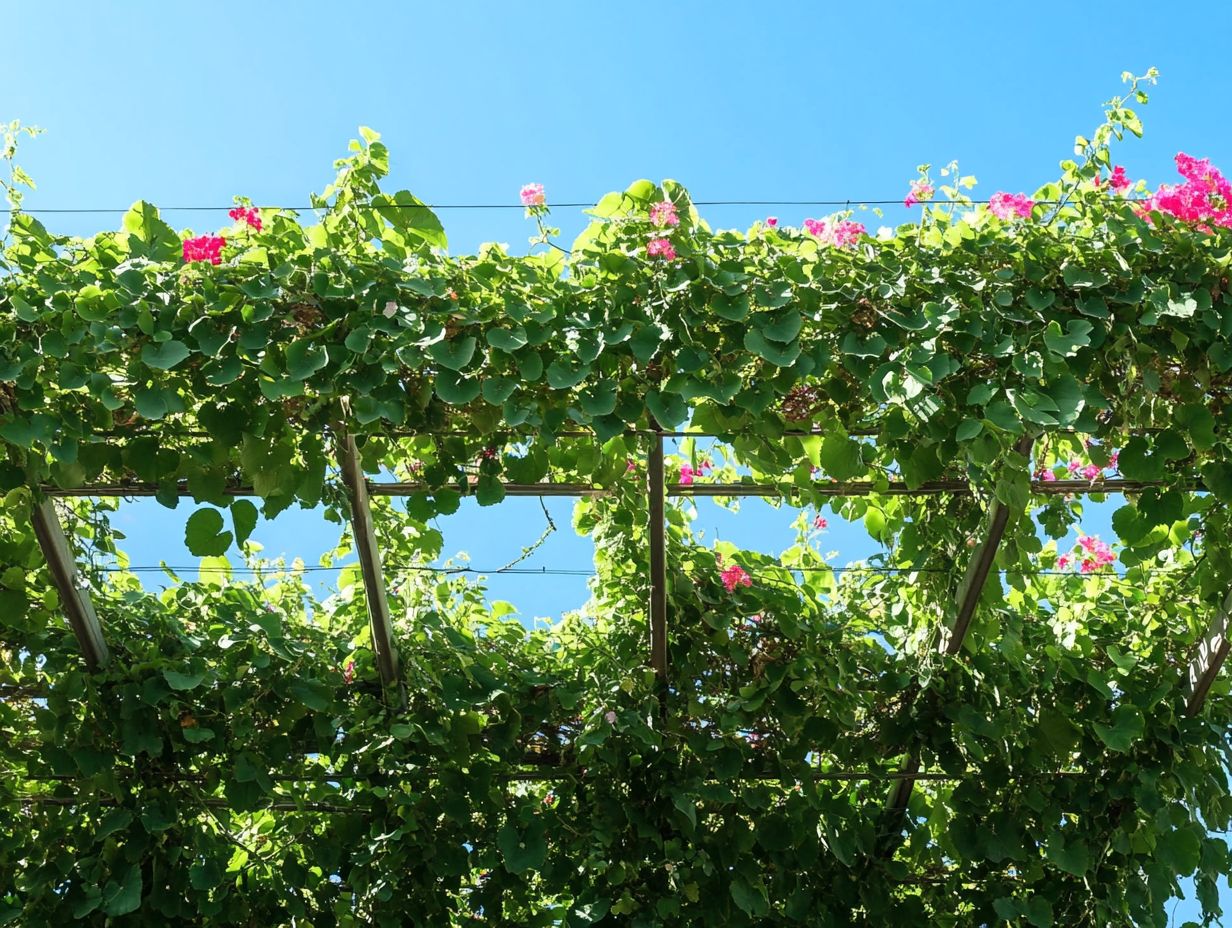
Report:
813,513,828,530
649,200,679,227
182,234,226,265
988,192,1035,220
721,564,753,592
647,237,677,260
228,206,262,231
679,459,712,485
904,179,934,208
1096,165,1131,194
1144,153,1232,229
803,217,865,248
343,660,355,684
520,182,546,207
1057,535,1116,574
1036,450,1118,483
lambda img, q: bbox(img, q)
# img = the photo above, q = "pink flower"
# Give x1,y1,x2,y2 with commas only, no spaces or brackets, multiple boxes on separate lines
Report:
1036,468,1057,482
1067,459,1082,475
803,217,865,248
679,464,696,485
720,564,753,592
904,179,934,208
1079,559,1097,574
228,206,262,231
749,614,762,624
988,192,1035,220
647,237,677,260
1079,464,1102,481
604,710,617,725
520,183,546,207
649,200,679,227
1057,554,1071,570
626,459,637,473
1108,450,1119,470
343,660,355,684
1108,166,1131,194
765,216,778,228
182,234,226,265
813,514,828,530
1143,153,1232,229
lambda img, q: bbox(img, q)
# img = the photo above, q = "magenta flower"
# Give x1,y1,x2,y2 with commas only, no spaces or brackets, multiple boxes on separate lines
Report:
1143,153,1232,229
903,179,934,208
1036,468,1057,482
649,200,679,227
520,182,546,207
182,234,226,265
804,217,865,248
626,459,637,473
1056,534,1116,574
988,192,1035,220
646,237,677,260
679,464,696,485
1057,554,1072,570
765,216,778,228
813,514,828,530
343,660,355,685
1108,166,1131,194
1079,464,1102,481
1108,450,1119,470
228,206,262,231
1067,459,1082,475
720,564,753,593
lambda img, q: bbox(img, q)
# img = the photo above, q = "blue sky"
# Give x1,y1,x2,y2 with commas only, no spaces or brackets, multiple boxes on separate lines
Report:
8,3,1230,918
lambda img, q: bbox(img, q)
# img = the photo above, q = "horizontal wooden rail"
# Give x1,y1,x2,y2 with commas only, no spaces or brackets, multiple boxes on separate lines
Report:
42,477,1191,499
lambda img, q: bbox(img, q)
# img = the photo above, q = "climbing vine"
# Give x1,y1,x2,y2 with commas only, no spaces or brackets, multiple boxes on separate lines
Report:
3,69,1232,926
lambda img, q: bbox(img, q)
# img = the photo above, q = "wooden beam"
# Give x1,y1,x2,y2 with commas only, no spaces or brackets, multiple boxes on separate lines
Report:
1185,592,1232,716
938,436,1036,655
335,428,402,703
647,433,668,679
31,499,109,671
882,436,1033,849
43,477,1178,499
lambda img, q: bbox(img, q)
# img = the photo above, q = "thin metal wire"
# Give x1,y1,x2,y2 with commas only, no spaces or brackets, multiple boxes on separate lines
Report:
0,198,1111,215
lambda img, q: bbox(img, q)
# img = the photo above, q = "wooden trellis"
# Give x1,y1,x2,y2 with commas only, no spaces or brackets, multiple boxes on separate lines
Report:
28,428,1231,852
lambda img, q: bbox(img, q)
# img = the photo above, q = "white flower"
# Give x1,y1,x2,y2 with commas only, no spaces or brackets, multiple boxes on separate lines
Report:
382,301,398,318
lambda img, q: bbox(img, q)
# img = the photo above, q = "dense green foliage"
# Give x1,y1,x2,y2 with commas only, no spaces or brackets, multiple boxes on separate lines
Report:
3,74,1232,925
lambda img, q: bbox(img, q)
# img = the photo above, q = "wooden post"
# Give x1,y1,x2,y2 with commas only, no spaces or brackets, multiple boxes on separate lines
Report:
31,499,109,671
647,432,668,680
335,426,403,705
1185,592,1232,715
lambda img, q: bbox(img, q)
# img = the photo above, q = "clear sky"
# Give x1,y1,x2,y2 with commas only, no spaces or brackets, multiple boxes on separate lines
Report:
8,3,1231,919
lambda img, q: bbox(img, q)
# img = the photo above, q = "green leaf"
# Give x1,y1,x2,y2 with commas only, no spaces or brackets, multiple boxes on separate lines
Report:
382,190,447,249
101,864,142,917
546,359,590,390
163,669,206,691
498,821,547,874
758,309,803,343
428,336,477,371
730,876,770,917
645,390,687,428
955,418,983,441
231,499,258,547
288,679,332,711
285,339,328,380
481,377,518,405
1093,705,1144,752
1042,319,1093,358
185,508,233,557
1045,834,1090,876
486,327,528,353
141,339,191,371
744,328,801,366
818,434,865,480
434,370,481,405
